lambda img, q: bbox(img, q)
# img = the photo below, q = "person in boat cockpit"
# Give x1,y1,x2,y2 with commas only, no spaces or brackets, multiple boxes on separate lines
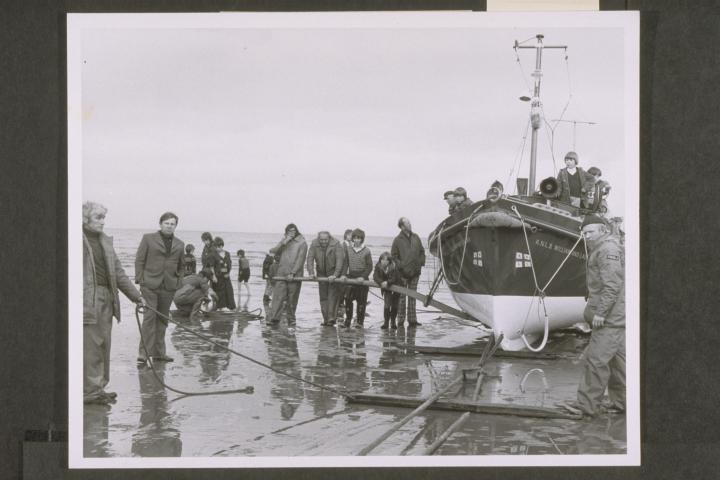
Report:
582,166,611,214
554,151,594,207
453,187,474,212
443,190,456,215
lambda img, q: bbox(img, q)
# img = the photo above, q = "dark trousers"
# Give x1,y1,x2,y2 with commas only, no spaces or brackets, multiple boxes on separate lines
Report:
175,289,205,316
398,275,419,325
383,290,401,323
138,286,175,359
318,281,342,323
270,280,302,324
84,286,113,401
213,276,236,310
345,285,369,324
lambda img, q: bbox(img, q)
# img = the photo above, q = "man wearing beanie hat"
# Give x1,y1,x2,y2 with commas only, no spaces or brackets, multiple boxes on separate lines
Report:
568,214,626,417
268,223,307,327
453,187,474,213
554,151,594,207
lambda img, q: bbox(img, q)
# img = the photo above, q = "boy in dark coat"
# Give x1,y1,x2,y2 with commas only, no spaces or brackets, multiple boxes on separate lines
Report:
373,252,401,330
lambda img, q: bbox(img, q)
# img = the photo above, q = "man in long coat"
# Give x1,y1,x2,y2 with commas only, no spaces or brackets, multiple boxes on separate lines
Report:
83,201,144,404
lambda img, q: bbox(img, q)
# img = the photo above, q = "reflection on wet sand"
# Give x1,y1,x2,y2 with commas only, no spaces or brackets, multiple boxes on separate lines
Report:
131,364,182,457
84,303,626,457
84,404,110,457
262,325,305,421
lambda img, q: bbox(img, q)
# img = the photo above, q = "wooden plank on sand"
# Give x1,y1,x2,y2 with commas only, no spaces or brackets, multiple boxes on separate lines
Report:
396,343,563,360
349,393,581,420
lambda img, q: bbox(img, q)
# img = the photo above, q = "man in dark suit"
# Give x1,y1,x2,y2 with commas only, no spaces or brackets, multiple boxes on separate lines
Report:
135,212,185,364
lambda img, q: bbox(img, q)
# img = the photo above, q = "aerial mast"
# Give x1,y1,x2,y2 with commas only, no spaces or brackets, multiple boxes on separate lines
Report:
515,35,567,193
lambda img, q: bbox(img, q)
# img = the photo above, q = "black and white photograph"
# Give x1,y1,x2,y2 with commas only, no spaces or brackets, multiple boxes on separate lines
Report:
67,11,639,468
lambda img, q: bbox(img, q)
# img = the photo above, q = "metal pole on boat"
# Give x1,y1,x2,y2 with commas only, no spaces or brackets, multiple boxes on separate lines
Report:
516,35,567,192
528,34,544,193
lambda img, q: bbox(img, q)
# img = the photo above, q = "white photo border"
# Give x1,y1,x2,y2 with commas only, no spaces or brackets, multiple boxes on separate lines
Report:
67,10,640,469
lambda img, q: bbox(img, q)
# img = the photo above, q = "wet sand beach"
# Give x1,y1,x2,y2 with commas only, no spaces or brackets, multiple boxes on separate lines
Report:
82,230,626,457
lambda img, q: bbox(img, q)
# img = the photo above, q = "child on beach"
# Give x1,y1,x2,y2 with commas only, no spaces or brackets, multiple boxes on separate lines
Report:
183,244,197,277
236,249,251,297
212,237,236,312
373,252,401,330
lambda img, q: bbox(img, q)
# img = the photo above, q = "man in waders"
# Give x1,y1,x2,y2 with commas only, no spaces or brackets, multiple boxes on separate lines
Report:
306,231,345,326
83,202,145,404
391,217,425,328
568,214,626,417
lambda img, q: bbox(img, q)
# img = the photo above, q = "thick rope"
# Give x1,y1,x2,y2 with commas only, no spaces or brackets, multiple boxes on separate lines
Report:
511,206,584,352
135,305,254,398
137,304,354,400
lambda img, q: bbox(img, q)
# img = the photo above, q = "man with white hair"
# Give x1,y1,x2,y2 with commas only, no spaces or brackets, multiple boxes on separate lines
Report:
83,201,145,405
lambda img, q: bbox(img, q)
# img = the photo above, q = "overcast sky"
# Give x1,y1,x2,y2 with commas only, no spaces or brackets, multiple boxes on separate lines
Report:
78,14,632,237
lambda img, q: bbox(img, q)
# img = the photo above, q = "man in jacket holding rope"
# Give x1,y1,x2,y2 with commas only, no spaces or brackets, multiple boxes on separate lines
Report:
83,201,145,404
573,214,626,417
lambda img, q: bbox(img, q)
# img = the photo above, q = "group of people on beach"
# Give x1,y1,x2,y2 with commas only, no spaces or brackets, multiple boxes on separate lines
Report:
81,200,426,405
261,219,426,332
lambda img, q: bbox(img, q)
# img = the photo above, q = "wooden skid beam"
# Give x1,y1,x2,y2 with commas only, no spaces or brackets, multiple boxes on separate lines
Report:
396,343,563,360
349,393,581,420
274,276,479,323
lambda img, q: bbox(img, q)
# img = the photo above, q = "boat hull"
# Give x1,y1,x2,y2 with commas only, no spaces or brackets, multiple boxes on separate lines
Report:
451,292,585,351
431,201,587,351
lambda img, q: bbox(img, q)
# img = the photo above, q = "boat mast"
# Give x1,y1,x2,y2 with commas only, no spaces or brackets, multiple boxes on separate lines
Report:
516,35,567,193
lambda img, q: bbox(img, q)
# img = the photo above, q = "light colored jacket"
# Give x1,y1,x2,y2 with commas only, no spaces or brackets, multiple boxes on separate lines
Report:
270,234,308,277
586,234,625,328
83,232,142,324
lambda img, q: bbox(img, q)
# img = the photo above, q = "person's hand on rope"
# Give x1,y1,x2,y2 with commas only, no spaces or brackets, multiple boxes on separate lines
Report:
592,315,605,329
327,275,336,282
136,296,146,307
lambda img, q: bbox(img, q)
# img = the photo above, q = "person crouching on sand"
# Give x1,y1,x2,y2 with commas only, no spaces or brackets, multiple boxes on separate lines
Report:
373,252,401,330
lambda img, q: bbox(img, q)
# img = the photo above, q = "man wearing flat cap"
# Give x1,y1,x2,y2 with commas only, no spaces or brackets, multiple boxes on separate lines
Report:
572,214,626,417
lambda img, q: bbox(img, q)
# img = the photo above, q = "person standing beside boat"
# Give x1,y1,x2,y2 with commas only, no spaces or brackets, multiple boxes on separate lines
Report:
83,201,145,404
268,223,307,327
306,231,345,327
391,217,425,328
554,151,594,207
135,212,185,364
574,214,625,417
